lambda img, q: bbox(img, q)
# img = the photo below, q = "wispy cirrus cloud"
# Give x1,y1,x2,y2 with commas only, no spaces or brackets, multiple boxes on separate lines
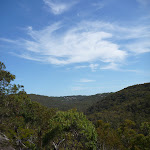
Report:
2,21,127,66
100,62,141,73
100,63,119,70
0,38,18,43
1,20,150,71
75,64,99,72
43,0,76,15
125,40,150,54
89,64,99,72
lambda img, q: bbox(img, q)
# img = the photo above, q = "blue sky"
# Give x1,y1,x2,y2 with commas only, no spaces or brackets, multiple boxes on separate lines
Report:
0,0,150,96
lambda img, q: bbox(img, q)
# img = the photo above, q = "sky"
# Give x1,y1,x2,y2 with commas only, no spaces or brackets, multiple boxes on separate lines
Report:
0,0,150,96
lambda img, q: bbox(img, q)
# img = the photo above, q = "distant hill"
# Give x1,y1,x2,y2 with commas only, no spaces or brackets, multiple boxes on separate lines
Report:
29,83,150,126
86,83,150,127
29,93,110,112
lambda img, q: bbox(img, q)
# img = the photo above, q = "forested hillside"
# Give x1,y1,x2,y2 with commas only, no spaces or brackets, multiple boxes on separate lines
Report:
29,93,110,112
0,61,150,150
86,83,150,127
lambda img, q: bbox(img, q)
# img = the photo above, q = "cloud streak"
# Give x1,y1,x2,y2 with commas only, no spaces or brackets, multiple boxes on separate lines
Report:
43,0,76,15
1,21,150,71
75,64,99,72
2,22,127,65
100,63,119,70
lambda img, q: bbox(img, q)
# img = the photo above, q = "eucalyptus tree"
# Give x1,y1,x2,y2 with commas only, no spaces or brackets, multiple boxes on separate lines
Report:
43,109,97,150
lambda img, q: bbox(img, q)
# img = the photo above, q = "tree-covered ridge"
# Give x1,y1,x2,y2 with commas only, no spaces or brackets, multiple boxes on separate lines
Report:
86,83,150,126
85,83,150,149
29,93,110,112
87,83,150,113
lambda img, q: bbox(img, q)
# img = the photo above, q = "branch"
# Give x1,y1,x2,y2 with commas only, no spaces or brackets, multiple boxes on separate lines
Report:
53,139,65,150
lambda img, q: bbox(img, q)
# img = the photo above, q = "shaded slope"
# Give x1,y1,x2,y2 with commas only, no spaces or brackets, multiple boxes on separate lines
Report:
29,93,110,112
86,83,150,126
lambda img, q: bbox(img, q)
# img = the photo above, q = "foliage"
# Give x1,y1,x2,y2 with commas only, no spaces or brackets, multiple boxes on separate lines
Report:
43,109,97,150
0,61,56,149
86,83,150,127
29,93,110,112
0,62,15,95
96,120,125,150
117,120,150,150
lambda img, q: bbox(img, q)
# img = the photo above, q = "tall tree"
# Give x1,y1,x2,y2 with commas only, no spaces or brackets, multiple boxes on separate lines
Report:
0,61,15,95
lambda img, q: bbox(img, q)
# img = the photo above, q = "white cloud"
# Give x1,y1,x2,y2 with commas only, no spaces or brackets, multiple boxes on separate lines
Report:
0,38,18,43
82,21,150,40
13,53,44,62
75,64,99,71
100,63,119,70
89,64,99,72
100,63,140,73
8,22,127,66
43,0,76,15
125,40,150,54
1,21,150,71
83,21,150,54
79,79,95,83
